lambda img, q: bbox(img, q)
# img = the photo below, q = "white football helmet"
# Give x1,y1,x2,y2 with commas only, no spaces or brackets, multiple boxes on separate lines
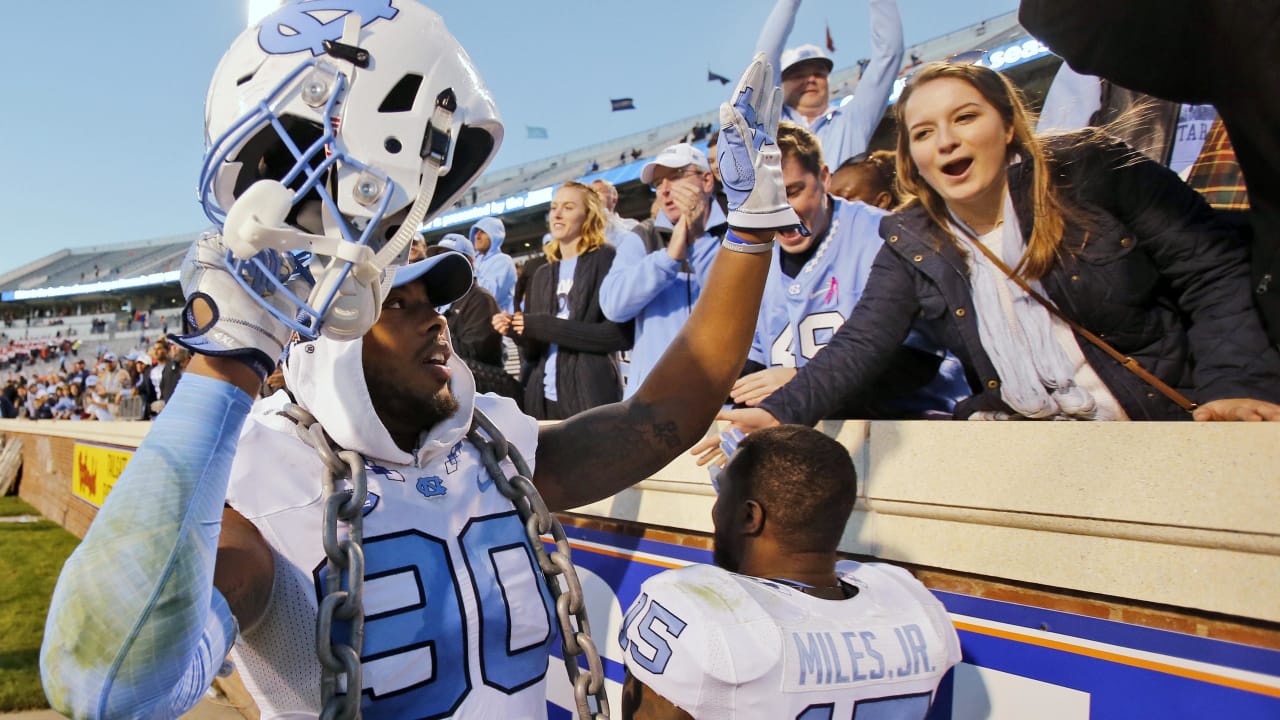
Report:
199,0,502,340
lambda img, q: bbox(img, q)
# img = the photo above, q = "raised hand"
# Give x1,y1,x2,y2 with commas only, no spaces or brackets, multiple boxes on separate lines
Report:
717,53,807,235
169,232,313,380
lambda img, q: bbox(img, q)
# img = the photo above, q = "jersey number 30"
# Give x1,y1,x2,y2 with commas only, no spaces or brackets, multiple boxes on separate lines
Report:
315,511,556,719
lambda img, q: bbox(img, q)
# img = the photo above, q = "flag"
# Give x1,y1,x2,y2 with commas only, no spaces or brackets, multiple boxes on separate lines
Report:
825,23,836,53
707,69,731,85
526,125,548,139
610,97,636,111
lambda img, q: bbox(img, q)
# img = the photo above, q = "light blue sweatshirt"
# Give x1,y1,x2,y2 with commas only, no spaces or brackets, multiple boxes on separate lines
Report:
755,0,905,169
599,203,727,398
469,216,517,313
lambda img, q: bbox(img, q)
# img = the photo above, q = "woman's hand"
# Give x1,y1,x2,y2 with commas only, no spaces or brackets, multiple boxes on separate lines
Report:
1192,398,1280,421
491,312,512,335
689,407,782,467
730,367,797,406
511,312,525,336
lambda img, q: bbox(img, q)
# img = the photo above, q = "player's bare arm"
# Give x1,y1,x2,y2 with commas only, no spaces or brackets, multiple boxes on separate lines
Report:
533,53,801,512
534,235,772,511
213,506,275,630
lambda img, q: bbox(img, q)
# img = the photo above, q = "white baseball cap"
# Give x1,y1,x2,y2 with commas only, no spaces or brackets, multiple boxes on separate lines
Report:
438,233,476,259
640,143,711,185
781,44,834,77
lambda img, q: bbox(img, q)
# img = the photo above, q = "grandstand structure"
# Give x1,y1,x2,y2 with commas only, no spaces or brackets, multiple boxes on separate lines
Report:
0,11,1056,338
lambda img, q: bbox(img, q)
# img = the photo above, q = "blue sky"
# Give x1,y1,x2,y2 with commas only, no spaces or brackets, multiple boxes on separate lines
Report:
0,0,1017,276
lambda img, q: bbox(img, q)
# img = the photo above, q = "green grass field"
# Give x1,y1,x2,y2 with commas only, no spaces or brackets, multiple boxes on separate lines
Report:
0,496,79,711
0,496,39,517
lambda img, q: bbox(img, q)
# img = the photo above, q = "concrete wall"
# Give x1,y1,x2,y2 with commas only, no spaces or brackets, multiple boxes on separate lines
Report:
568,420,1280,626
4,419,147,538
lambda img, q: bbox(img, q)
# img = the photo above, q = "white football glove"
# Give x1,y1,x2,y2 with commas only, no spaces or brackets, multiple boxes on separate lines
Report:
717,53,807,234
169,231,313,380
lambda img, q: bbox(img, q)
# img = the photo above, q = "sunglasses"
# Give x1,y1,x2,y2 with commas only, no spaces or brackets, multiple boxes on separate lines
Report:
649,166,706,190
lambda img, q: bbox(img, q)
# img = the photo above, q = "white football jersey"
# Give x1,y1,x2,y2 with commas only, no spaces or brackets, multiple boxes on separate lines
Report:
225,335,555,719
621,562,961,719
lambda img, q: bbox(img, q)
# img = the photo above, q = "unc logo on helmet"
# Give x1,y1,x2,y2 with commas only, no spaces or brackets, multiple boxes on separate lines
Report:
257,0,399,57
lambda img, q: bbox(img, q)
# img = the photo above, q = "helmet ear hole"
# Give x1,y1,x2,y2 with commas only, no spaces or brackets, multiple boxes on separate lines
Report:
232,116,326,201
378,74,424,113
428,126,496,215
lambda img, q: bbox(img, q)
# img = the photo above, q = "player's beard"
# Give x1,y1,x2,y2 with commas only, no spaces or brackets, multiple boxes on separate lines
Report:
365,370,460,437
712,536,739,574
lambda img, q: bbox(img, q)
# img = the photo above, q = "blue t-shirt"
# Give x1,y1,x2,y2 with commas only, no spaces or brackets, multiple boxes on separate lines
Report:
751,198,967,415
542,256,578,402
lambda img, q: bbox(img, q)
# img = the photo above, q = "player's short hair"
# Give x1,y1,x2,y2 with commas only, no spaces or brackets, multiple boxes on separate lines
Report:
776,122,824,179
731,425,856,553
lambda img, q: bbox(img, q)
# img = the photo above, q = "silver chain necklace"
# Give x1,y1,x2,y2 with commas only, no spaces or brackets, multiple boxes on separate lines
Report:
788,214,840,297
284,403,610,720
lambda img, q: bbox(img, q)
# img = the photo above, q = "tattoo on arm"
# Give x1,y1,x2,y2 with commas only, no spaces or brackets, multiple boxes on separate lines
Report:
651,420,681,449
535,401,692,511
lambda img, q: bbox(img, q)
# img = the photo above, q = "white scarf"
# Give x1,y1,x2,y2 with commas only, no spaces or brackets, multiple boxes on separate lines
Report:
953,192,1099,420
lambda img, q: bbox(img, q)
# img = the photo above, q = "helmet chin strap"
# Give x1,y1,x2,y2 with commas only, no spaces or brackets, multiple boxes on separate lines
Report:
374,87,459,269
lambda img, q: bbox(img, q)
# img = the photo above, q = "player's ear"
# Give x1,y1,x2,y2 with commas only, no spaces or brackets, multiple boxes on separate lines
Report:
742,499,764,535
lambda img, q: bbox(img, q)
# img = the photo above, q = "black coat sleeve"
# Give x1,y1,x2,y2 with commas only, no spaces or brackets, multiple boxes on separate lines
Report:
449,289,504,367
1019,0,1221,104
519,250,633,355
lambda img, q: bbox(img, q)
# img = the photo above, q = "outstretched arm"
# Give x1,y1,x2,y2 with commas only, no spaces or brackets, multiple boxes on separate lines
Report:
41,358,265,719
534,233,772,510
755,0,801,87
1019,0,1209,103
533,54,803,511
837,0,905,158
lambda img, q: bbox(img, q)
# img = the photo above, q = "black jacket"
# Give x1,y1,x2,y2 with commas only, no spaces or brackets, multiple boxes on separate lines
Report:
514,254,548,313
518,245,633,419
158,360,183,403
762,134,1280,422
447,286,503,368
1020,0,1280,346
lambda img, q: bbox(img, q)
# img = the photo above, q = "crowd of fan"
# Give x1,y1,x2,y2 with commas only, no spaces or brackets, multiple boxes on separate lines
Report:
1,340,190,421
7,0,1279,425
422,0,1280,424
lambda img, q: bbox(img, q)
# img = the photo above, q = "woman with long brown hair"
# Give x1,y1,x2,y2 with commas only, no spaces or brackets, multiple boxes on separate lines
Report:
493,181,632,419
714,60,1280,429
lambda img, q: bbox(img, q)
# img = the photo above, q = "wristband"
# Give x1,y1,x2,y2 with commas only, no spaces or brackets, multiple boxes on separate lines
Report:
721,229,775,254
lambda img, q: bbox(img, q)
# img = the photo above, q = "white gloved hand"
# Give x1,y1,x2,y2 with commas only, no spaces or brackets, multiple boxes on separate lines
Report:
717,53,807,234
169,231,313,379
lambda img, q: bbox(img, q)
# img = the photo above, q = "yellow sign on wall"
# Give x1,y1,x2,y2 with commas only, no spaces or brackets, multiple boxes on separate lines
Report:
72,442,135,508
